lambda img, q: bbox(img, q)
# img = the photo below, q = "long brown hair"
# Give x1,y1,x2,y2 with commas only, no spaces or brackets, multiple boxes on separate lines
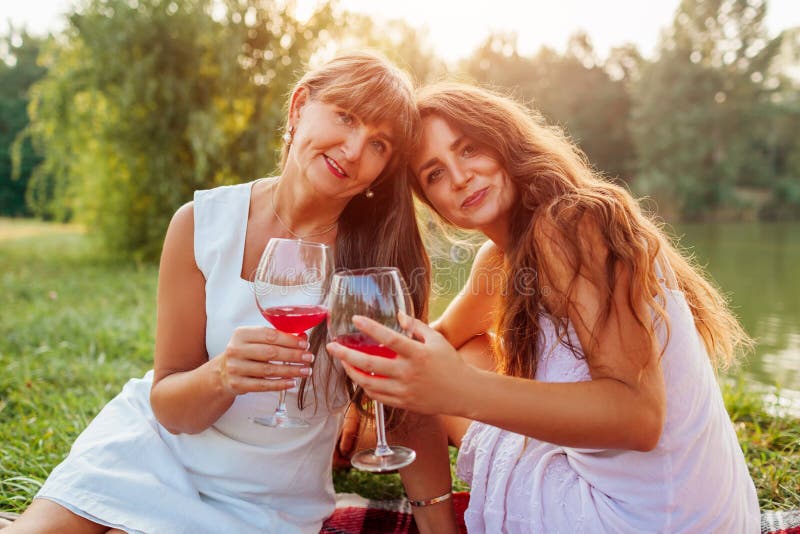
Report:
412,82,750,379
280,52,430,411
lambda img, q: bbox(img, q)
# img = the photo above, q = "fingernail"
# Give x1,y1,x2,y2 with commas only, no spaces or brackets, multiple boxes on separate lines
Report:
298,339,309,349
302,353,314,363
301,367,313,376
352,315,365,326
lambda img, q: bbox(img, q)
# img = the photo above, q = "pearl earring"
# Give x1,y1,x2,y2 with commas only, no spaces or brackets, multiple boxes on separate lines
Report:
282,125,294,145
365,189,374,199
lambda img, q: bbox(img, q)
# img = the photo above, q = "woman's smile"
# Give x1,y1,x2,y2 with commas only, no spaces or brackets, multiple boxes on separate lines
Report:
461,186,489,209
323,154,349,179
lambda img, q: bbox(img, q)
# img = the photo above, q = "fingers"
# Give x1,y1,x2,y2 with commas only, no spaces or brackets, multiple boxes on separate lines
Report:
232,359,312,379
239,326,309,349
338,362,404,407
350,315,420,355
228,328,313,364
397,311,433,342
221,376,296,395
221,326,315,395
338,360,397,397
241,343,313,365
326,341,395,377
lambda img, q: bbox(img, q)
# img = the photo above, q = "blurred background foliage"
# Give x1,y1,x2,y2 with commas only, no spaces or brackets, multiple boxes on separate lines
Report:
1,0,799,260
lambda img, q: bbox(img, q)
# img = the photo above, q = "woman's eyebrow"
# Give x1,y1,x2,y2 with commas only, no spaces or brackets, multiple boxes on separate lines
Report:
416,135,465,175
376,131,395,146
417,157,439,176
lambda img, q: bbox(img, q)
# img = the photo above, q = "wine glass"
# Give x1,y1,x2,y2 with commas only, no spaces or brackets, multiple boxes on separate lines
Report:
251,238,333,428
327,267,417,472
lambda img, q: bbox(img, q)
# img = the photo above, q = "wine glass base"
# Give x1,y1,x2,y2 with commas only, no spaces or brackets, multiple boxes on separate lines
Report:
351,446,416,472
250,415,310,429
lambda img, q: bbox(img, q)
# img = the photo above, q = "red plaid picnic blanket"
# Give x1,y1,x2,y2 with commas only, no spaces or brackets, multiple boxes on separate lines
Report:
321,493,800,534
2,495,798,532
761,509,800,534
321,492,469,534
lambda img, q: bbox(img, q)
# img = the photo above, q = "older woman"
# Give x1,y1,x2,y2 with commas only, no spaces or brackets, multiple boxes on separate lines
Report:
10,53,453,534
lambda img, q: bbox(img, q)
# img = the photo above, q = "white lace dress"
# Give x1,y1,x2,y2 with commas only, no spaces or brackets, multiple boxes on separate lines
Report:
457,286,760,533
36,180,347,534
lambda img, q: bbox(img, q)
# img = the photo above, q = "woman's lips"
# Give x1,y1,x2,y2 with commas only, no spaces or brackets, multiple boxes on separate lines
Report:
461,187,488,208
324,155,348,179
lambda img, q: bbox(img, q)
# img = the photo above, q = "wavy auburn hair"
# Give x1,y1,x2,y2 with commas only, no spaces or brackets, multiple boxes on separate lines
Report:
278,52,430,413
411,82,750,379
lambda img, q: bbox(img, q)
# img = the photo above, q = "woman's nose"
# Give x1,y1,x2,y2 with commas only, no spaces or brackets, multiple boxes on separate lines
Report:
341,128,368,162
450,166,473,189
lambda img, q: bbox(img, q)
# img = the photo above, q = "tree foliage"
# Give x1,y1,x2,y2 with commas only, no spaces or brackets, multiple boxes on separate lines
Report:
22,0,337,260
330,13,446,84
760,27,800,219
16,0,452,260
0,29,46,216
462,32,636,183
630,0,791,219
3,0,800,258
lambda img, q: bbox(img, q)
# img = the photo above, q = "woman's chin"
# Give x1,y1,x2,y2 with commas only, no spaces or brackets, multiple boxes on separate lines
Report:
456,210,499,231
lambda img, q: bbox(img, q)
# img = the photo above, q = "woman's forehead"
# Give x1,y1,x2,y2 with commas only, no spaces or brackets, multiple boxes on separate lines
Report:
419,115,461,150
410,116,459,174
327,91,412,134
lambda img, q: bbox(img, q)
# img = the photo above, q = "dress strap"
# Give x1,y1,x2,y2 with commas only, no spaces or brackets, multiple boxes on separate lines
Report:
654,253,679,290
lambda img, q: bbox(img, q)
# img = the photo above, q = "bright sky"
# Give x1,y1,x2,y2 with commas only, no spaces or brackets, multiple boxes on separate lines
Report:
4,0,800,62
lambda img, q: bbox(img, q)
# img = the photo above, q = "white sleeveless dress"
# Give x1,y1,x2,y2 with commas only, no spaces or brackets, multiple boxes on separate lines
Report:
457,283,760,533
36,180,347,533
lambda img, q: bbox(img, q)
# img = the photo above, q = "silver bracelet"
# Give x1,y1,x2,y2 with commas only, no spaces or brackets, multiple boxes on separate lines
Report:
408,490,453,507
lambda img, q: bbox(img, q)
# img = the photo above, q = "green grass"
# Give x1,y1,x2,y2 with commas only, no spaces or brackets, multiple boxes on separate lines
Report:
724,382,800,509
0,218,798,514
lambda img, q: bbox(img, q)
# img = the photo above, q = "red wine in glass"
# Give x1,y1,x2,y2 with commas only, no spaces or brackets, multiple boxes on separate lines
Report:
334,333,395,377
262,305,328,335
334,332,396,358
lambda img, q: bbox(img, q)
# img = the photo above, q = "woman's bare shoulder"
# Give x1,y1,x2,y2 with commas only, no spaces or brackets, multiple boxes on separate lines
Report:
160,201,197,270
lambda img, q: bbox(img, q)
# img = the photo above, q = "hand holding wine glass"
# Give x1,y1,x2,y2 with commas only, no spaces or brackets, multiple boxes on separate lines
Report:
216,325,314,397
251,238,333,428
327,313,468,417
327,267,416,472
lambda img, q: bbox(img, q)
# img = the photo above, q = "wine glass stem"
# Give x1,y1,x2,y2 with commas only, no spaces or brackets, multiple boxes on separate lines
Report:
373,401,393,457
275,389,289,417
274,332,297,418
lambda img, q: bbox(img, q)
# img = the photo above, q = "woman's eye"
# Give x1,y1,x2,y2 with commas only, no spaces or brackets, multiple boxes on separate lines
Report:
462,144,476,157
427,168,443,184
337,112,355,126
371,140,387,154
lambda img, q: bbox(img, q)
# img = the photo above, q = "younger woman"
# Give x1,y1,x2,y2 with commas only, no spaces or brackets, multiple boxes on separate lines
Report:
328,82,760,533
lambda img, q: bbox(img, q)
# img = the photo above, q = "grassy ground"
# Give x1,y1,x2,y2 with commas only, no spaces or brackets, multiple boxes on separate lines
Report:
0,218,798,514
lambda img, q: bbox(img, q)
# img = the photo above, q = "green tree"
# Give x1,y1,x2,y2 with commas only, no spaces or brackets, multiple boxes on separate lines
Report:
631,0,783,219
23,0,336,260
462,32,636,182
334,13,446,84
0,28,46,216
760,26,800,219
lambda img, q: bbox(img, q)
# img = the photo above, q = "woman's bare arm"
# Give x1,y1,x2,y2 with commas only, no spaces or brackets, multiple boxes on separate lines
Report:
433,240,502,349
150,203,308,434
